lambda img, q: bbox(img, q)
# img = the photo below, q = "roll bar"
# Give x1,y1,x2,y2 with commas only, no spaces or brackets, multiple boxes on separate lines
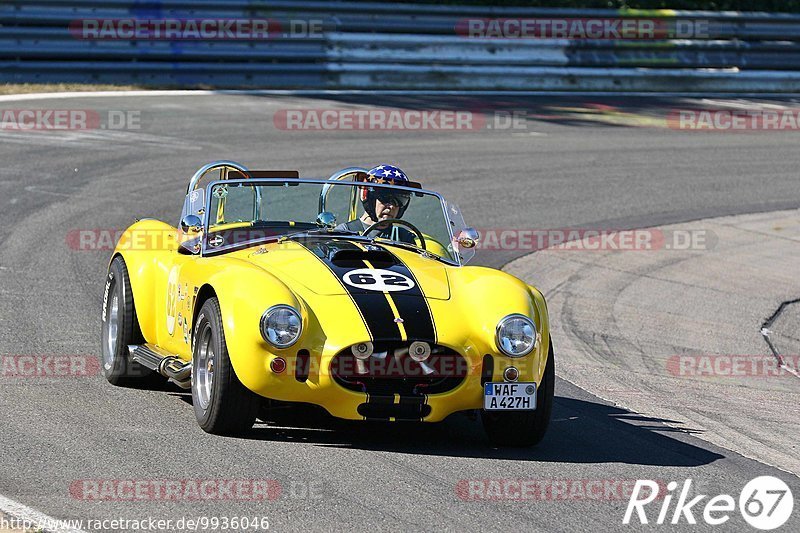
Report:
187,160,251,193
319,167,368,221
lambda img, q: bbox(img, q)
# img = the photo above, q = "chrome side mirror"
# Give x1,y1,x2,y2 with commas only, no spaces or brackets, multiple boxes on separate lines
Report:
316,211,337,229
180,214,203,233
457,227,480,249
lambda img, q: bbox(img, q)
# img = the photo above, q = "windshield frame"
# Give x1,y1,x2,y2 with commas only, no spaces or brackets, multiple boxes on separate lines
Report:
199,177,461,265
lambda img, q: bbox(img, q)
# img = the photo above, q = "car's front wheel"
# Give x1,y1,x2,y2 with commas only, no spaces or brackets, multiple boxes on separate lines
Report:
192,297,260,435
481,337,555,447
101,256,152,385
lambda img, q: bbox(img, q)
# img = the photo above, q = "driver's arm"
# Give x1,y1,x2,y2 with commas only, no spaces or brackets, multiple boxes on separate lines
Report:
334,219,364,234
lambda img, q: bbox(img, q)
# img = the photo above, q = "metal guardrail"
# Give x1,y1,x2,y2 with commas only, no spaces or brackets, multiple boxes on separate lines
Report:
326,34,800,70
1,1,800,91
5,62,800,92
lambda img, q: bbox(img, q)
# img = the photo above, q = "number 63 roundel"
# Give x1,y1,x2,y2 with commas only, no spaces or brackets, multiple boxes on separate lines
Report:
343,268,415,292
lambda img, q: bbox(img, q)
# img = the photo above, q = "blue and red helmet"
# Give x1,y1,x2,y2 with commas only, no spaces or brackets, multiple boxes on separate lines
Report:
367,164,409,183
360,164,413,220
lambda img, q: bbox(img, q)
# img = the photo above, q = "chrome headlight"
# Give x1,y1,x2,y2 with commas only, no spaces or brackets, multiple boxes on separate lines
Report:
496,314,536,357
260,305,302,348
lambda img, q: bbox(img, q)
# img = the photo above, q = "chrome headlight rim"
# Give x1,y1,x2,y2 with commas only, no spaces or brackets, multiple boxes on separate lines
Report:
495,313,537,358
260,304,302,348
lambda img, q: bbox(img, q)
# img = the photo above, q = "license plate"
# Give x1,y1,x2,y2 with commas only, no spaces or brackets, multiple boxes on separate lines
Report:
483,382,536,411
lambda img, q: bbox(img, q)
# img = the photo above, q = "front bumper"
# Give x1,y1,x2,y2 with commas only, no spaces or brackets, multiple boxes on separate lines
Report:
234,339,548,422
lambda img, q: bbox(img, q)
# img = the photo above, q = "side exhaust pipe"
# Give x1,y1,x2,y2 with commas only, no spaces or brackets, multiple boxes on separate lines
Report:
129,345,192,389
159,356,192,389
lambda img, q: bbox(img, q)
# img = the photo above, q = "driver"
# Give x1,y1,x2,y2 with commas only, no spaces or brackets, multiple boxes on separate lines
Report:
335,164,416,244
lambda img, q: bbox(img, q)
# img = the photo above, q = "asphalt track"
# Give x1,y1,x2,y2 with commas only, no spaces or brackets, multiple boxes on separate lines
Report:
0,92,799,532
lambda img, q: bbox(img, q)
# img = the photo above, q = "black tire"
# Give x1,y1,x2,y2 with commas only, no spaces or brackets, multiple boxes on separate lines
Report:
192,297,260,435
101,256,152,385
481,337,555,447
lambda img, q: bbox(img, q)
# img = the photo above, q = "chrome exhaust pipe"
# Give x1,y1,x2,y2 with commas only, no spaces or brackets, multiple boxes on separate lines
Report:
158,356,192,389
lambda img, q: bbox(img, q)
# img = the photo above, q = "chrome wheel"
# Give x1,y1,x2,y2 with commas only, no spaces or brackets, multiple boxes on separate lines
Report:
192,297,259,434
104,285,119,370
195,326,215,410
102,256,151,386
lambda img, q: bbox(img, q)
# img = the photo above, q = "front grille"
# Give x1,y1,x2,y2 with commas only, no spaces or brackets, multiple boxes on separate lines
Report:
331,342,468,396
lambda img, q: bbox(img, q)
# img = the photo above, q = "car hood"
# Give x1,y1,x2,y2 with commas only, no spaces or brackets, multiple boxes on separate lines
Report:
235,237,451,300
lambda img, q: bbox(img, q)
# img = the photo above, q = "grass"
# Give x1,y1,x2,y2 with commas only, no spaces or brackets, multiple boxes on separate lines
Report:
0,83,143,95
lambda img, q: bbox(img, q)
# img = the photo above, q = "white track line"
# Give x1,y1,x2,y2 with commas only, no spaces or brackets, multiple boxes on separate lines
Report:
0,493,88,533
1,89,800,103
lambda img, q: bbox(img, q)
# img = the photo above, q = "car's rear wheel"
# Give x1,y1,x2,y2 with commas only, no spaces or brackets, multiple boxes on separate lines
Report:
481,337,555,447
101,256,152,385
192,297,260,435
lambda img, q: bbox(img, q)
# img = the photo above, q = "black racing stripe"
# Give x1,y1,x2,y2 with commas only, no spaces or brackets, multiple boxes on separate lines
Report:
347,292,399,341
341,241,436,342
292,238,372,339
391,293,436,342
371,246,437,343
295,237,403,342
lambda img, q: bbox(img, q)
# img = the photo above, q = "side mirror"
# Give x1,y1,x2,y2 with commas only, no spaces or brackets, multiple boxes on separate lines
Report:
316,211,337,229
180,214,203,233
457,227,480,249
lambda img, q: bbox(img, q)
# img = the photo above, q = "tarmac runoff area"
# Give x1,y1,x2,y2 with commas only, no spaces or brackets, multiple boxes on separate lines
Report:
506,209,800,477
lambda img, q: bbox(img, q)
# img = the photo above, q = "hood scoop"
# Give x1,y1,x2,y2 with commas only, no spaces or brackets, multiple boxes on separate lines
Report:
248,238,451,299
329,249,397,268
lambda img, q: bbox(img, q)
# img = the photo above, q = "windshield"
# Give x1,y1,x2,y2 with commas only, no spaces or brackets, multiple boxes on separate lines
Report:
202,179,461,263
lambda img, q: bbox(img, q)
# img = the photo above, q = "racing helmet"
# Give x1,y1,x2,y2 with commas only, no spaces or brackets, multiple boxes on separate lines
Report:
360,164,413,221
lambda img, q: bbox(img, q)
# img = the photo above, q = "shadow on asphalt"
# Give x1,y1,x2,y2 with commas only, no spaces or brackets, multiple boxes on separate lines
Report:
226,393,723,467
159,370,723,467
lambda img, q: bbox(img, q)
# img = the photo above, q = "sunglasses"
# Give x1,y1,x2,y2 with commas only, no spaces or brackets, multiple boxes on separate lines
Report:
374,192,410,206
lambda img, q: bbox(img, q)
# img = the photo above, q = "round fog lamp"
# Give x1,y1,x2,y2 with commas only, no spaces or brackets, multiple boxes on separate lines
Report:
270,357,287,374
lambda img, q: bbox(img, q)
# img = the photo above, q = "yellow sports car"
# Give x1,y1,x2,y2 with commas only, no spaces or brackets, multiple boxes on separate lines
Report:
102,161,553,446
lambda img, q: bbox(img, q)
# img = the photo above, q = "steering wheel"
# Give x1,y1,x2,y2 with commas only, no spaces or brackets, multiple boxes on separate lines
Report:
362,218,427,250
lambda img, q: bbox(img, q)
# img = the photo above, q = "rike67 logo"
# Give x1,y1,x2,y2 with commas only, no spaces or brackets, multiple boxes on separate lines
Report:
624,477,794,530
